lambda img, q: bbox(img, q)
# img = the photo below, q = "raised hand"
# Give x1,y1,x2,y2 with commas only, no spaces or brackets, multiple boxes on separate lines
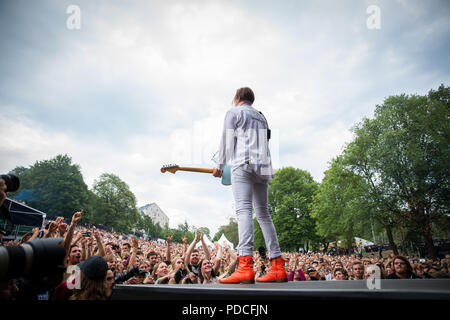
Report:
194,229,199,242
71,211,83,226
58,223,68,235
132,237,139,250
47,221,58,236
143,276,154,284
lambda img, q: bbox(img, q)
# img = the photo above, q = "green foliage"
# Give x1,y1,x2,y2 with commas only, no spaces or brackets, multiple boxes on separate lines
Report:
256,167,319,252
212,218,239,247
92,173,140,234
343,84,450,258
312,156,371,250
10,154,90,218
138,214,164,239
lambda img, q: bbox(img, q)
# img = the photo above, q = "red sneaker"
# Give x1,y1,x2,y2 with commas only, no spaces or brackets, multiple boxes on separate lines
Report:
219,256,255,284
256,256,288,283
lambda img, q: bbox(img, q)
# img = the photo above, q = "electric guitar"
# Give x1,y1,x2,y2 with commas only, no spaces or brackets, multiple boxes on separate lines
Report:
160,164,231,186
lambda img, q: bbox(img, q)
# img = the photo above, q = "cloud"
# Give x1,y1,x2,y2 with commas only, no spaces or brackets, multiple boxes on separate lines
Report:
1,0,449,235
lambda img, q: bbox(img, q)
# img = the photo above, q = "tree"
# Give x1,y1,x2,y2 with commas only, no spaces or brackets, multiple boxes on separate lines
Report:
9,154,90,218
213,218,239,247
92,173,140,234
257,167,319,252
312,156,372,252
344,85,450,258
137,214,164,240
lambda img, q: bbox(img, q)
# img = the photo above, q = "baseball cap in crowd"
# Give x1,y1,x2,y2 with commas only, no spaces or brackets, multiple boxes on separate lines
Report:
78,256,108,280
307,267,316,273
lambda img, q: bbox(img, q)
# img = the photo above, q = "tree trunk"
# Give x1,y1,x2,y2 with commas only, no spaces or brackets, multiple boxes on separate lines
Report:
347,237,353,254
417,203,437,260
385,224,399,255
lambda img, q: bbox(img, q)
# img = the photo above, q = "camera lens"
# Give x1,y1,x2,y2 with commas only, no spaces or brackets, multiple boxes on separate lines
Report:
0,238,66,280
1,173,20,192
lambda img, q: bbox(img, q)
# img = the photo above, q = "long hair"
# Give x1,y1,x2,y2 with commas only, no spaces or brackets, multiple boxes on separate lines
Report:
198,258,215,283
393,255,413,274
171,255,185,271
152,261,170,279
71,272,109,300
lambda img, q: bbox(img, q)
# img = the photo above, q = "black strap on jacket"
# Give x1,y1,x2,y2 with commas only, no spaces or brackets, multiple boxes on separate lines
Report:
258,111,271,140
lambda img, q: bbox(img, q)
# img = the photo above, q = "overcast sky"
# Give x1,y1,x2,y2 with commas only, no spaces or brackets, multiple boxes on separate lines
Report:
1,0,449,236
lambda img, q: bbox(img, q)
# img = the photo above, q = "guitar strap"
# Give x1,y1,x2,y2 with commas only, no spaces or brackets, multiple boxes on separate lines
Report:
258,111,271,141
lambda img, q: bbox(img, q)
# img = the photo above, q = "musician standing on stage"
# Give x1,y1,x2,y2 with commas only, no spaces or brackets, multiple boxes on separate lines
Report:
213,87,287,283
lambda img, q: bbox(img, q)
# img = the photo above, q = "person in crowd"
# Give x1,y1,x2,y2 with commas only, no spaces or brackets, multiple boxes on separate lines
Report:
288,265,307,282
199,259,218,284
152,261,174,284
3,195,447,301
333,268,349,280
0,280,18,300
0,178,6,207
105,269,116,298
217,245,238,282
67,245,82,267
181,271,201,284
307,267,322,280
335,261,344,270
184,230,207,277
350,261,365,280
387,256,421,279
173,256,188,284
71,255,110,300
146,251,158,274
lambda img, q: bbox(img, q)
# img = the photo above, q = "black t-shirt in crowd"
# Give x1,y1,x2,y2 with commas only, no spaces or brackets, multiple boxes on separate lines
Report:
174,268,188,284
188,263,201,276
386,272,421,279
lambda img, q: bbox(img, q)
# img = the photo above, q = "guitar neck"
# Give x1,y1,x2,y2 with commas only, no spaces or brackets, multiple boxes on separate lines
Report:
177,167,214,174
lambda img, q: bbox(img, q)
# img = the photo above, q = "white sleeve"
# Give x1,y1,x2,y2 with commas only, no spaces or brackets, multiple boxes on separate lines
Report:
217,111,237,170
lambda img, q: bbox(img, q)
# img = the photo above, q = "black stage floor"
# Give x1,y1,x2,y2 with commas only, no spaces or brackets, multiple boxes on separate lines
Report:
111,279,450,300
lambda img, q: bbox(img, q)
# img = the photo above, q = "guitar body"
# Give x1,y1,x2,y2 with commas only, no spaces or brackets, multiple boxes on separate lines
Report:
221,165,231,186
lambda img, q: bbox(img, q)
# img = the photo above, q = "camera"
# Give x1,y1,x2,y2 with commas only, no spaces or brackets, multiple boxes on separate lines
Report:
0,173,20,193
0,237,67,300
0,173,20,236
258,246,267,259
0,237,66,281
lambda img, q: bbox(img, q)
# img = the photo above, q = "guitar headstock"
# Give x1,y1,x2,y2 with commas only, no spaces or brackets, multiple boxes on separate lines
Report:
160,164,180,174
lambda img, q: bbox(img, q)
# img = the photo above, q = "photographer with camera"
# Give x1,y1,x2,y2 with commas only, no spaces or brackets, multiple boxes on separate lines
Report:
0,236,67,300
0,173,20,241
0,177,6,207
0,173,67,300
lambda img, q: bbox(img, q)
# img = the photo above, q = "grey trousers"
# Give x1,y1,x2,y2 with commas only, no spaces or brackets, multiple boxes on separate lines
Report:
231,165,282,259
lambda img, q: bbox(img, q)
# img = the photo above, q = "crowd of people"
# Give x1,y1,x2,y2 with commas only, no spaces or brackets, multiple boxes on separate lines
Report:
1,210,449,300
